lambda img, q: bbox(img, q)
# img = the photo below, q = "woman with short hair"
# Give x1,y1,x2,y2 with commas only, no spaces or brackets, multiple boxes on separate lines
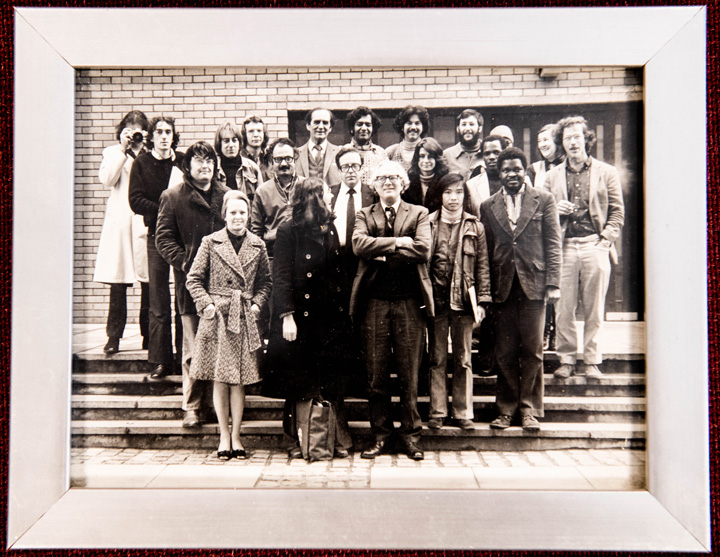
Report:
185,189,272,460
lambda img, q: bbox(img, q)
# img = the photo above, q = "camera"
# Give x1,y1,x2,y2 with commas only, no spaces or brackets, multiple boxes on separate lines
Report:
131,131,145,144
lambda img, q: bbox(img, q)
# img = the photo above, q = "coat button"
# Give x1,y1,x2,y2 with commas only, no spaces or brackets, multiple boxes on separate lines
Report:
305,254,311,259
305,293,310,299
303,311,309,317
307,272,312,278
337,287,341,292
338,307,344,312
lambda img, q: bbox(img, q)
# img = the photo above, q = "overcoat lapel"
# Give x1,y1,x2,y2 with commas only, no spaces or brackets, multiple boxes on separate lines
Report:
212,230,247,286
490,194,515,239
513,188,540,238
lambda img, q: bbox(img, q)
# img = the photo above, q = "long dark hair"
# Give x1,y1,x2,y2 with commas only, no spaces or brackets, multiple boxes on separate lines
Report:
408,137,449,182
290,177,333,234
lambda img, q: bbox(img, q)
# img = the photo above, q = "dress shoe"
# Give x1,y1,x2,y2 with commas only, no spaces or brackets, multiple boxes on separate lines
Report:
217,450,232,461
490,414,512,429
182,410,200,428
521,414,541,431
288,446,303,459
585,364,603,379
149,364,170,381
232,448,247,460
427,417,444,430
334,447,350,459
453,418,475,430
360,440,386,459
406,443,424,461
103,337,120,354
553,363,575,379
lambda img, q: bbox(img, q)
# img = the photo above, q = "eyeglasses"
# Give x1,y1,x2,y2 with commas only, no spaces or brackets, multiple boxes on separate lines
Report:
191,157,215,167
374,175,402,184
340,163,361,172
272,156,296,164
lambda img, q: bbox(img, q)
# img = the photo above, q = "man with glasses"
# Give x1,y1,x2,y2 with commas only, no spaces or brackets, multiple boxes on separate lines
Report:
155,141,229,427
330,146,376,280
297,107,342,186
250,138,306,258
351,160,433,461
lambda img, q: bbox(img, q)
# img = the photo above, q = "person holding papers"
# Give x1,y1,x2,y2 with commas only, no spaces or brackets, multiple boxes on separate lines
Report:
426,173,491,430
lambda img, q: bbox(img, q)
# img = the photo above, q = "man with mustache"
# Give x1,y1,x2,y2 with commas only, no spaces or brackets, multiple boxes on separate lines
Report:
480,147,562,431
250,138,306,259
443,109,485,181
544,116,625,380
296,107,342,186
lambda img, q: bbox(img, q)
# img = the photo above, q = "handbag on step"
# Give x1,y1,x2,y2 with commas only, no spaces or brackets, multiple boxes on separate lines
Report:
295,398,336,462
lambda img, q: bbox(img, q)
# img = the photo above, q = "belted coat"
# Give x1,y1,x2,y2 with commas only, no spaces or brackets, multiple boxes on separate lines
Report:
185,228,272,385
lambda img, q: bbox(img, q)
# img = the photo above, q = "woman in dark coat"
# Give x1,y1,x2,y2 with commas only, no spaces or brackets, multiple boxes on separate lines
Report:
403,137,449,214
263,177,356,459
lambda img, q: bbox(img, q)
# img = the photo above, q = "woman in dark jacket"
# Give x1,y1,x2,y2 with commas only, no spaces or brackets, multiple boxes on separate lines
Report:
403,137,449,214
263,177,356,459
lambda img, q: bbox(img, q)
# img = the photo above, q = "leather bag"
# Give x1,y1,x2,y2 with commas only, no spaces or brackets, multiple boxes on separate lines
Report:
296,398,336,462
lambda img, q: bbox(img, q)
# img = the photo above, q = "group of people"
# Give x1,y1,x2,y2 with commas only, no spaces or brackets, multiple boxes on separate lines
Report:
93,104,624,462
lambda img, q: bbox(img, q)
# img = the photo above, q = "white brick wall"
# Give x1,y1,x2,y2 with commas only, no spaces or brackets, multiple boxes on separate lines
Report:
74,65,642,324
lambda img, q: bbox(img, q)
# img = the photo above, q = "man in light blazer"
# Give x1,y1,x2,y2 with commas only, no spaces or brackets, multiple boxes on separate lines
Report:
295,107,342,186
544,116,625,380
480,147,562,431
351,160,433,461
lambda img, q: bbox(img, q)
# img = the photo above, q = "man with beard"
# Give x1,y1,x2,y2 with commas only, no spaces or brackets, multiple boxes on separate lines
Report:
443,109,485,181
250,138,306,259
545,116,624,380
345,106,388,187
466,134,512,214
296,107,342,186
155,141,229,427
480,147,562,431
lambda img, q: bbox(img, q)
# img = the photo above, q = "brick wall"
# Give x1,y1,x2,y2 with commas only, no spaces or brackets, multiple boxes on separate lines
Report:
73,65,642,325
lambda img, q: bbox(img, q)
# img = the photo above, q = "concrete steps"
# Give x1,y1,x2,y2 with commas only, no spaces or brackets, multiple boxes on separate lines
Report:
71,419,645,451
72,393,646,424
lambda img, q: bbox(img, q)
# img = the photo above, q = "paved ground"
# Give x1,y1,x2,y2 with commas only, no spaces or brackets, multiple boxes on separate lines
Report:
71,447,645,490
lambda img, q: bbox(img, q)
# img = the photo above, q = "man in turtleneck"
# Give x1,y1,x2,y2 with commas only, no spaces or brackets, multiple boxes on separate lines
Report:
480,147,562,432
296,107,342,186
443,109,485,181
344,106,388,187
155,141,229,428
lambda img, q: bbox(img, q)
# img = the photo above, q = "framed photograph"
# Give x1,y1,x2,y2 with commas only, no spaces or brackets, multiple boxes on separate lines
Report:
9,7,709,550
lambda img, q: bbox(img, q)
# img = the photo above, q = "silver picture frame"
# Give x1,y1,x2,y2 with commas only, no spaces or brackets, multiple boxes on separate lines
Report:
9,6,709,550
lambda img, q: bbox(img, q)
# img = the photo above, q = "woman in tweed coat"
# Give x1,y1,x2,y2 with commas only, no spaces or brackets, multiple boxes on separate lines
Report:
185,190,272,460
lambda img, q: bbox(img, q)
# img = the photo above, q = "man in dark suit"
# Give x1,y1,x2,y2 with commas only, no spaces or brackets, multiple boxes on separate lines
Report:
330,146,376,281
480,147,562,431
351,160,433,461
296,107,342,186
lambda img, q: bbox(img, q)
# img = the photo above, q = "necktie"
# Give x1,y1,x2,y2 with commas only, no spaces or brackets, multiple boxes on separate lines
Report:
385,206,396,233
312,144,323,163
346,188,356,249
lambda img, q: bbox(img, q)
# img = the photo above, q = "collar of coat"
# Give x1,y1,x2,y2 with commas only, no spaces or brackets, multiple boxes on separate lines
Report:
207,227,265,281
488,184,542,239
